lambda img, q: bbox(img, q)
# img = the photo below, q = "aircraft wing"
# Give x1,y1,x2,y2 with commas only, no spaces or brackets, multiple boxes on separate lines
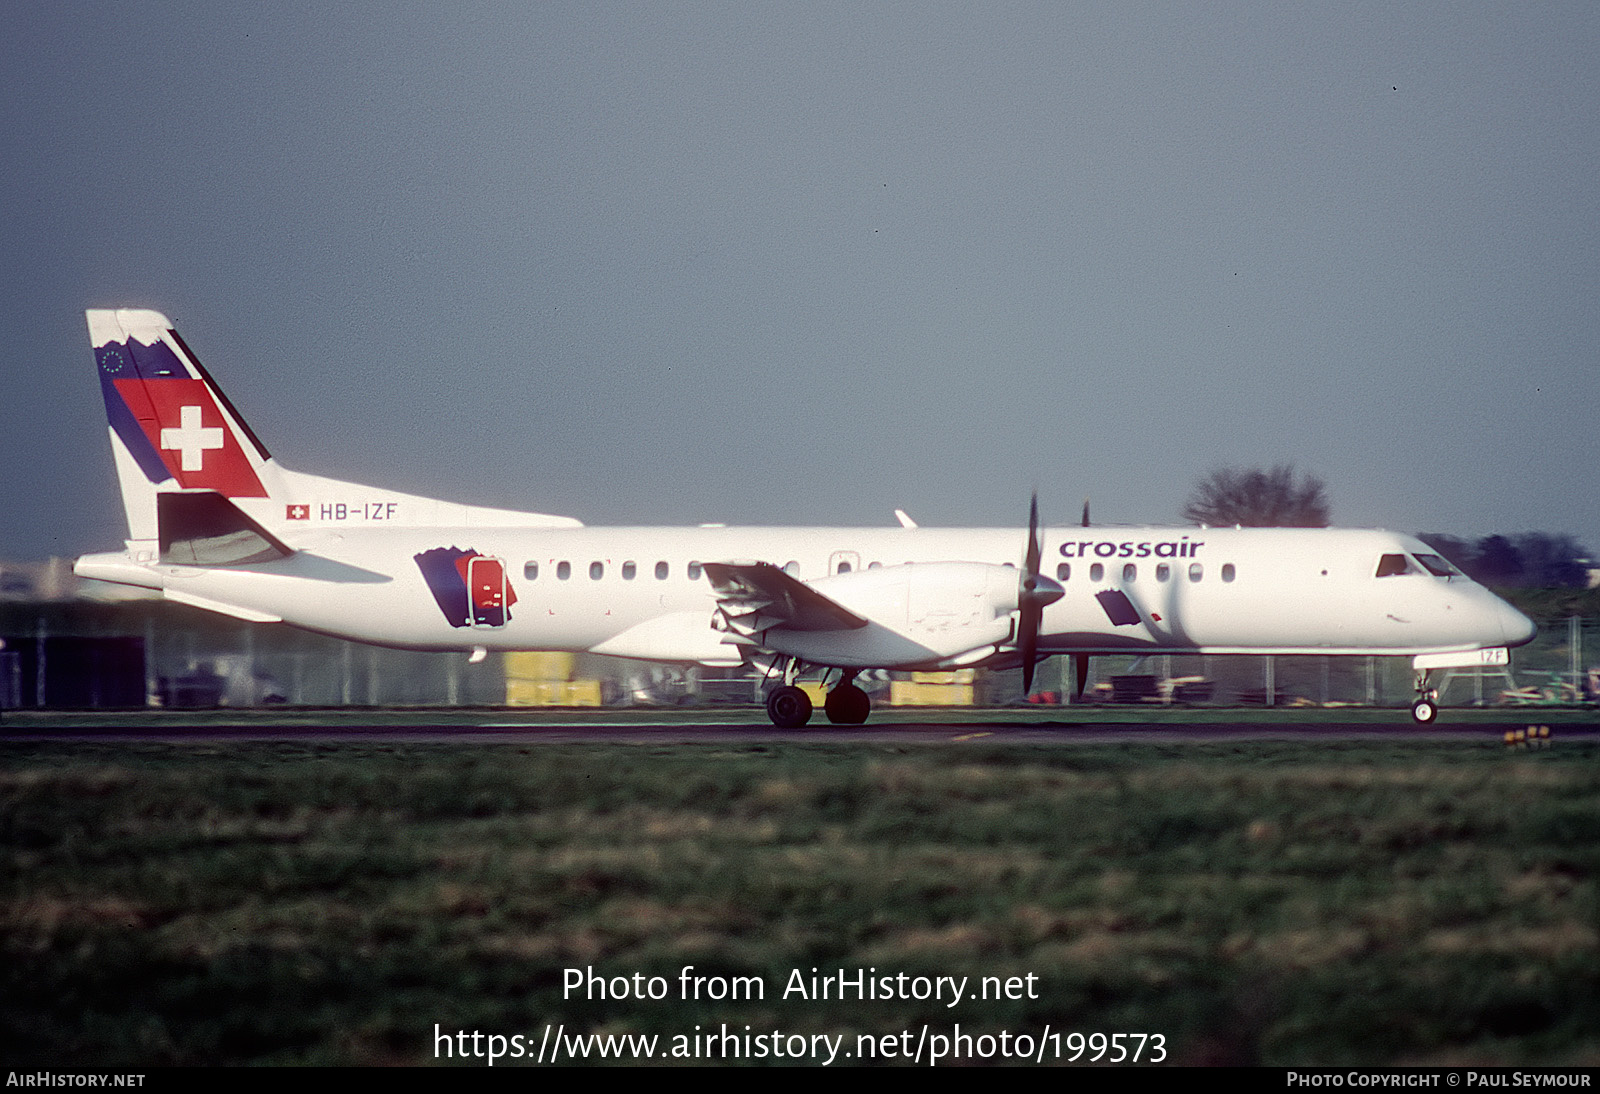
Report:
702,561,868,632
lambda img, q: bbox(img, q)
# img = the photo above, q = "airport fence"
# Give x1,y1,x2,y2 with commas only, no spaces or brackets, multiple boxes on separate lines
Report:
1,597,1596,711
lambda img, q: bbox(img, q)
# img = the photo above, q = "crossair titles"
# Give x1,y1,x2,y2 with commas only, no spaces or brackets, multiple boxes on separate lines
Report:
1059,536,1204,559
783,967,971,1009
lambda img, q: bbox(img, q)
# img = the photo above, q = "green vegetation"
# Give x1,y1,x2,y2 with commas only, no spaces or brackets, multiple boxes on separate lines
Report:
3,738,1597,1066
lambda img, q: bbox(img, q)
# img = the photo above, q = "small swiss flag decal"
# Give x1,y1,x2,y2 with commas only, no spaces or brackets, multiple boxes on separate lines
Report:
286,504,310,520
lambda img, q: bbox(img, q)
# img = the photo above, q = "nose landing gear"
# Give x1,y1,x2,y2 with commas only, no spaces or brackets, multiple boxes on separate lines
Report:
1411,670,1439,724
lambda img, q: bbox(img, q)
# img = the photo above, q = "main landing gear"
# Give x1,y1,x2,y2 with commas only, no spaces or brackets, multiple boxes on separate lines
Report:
824,676,871,725
1411,670,1439,724
765,684,813,728
763,663,871,728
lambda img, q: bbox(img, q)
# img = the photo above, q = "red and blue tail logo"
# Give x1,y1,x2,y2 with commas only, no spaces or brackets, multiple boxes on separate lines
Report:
95,324,268,498
415,547,518,628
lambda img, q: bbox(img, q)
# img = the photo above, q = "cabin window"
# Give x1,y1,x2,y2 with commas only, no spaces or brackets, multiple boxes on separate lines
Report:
688,561,702,580
783,561,799,575
589,561,604,580
557,561,571,581
867,561,882,570
1123,563,1137,582
837,561,852,574
1056,563,1071,581
1189,563,1203,582
655,561,669,580
621,561,636,580
1156,563,1170,582
523,561,538,580
1222,563,1236,583
1090,563,1104,582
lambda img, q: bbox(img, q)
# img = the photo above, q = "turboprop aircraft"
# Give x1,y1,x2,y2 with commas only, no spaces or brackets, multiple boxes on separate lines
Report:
75,308,1536,726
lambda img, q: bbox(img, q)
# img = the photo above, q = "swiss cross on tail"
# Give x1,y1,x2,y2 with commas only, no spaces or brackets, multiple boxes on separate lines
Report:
93,314,268,499
125,379,266,496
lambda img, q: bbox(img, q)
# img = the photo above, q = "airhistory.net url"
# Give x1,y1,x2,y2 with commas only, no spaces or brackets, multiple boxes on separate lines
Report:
433,1023,1167,1065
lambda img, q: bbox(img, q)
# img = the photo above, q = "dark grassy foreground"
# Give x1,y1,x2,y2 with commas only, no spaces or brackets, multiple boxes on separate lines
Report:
3,737,1597,1066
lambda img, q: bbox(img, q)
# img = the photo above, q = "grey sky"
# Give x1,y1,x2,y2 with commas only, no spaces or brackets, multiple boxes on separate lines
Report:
4,2,1596,562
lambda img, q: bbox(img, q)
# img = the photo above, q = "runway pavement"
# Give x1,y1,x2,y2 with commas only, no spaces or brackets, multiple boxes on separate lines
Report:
4,707,1597,744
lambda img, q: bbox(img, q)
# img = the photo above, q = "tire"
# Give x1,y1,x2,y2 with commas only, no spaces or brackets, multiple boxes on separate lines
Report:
766,685,813,728
1411,698,1438,724
824,683,871,725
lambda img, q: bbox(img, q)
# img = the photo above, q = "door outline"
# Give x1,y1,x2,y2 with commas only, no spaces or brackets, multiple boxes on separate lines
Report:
466,555,510,628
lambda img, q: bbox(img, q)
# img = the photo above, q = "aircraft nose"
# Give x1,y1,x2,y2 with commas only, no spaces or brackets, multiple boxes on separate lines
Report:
1498,599,1537,648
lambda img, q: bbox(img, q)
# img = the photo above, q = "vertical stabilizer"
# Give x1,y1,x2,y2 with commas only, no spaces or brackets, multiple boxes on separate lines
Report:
89,309,274,550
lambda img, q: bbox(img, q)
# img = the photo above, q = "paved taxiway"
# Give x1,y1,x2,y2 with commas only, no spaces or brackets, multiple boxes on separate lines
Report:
5,714,1597,745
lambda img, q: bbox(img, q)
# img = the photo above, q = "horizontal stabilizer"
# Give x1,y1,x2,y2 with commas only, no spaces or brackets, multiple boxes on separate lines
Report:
163,588,284,623
159,491,294,566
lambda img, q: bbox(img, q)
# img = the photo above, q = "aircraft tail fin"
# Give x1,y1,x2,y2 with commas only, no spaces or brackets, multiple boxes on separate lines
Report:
89,309,275,548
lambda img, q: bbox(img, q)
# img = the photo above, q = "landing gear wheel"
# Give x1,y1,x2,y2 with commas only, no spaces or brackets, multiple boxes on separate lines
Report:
824,683,871,725
766,685,813,728
1411,698,1438,724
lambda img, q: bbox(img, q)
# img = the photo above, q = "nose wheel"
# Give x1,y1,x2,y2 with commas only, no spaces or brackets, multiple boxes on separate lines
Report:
1411,670,1439,724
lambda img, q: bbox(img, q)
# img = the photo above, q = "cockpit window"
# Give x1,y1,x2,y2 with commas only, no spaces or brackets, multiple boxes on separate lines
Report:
1375,554,1414,577
1412,553,1459,578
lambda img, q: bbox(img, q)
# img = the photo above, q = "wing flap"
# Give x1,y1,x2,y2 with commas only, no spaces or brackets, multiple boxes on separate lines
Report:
702,561,868,632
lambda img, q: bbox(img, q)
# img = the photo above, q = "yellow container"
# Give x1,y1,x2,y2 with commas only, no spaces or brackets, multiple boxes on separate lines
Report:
563,679,603,707
889,681,975,706
506,677,603,706
910,669,976,684
504,650,576,681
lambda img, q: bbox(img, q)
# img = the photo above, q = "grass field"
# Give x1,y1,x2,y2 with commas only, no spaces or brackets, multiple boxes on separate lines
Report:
3,734,1597,1066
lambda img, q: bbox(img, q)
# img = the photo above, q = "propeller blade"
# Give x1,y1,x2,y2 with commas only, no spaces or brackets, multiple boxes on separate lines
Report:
1072,653,1090,700
1081,498,1090,528
1018,490,1060,697
1020,607,1041,695
1025,491,1042,575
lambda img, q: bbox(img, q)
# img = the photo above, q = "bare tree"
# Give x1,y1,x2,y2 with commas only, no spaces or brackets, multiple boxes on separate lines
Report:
1182,464,1331,527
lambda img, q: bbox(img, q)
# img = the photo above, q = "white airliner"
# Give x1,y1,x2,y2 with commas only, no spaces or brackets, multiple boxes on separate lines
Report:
74,308,1535,725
